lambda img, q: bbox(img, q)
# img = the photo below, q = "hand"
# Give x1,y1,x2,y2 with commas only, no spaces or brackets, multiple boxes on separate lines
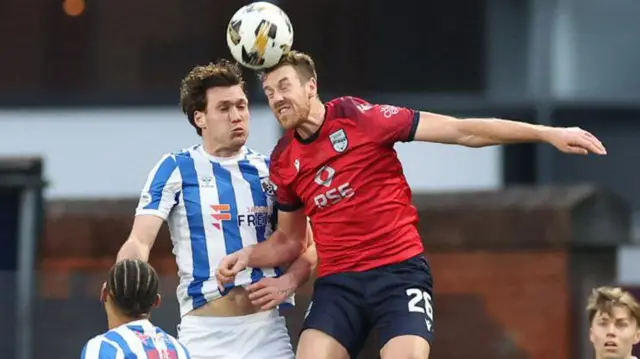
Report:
543,127,607,155
216,249,250,290
247,275,296,310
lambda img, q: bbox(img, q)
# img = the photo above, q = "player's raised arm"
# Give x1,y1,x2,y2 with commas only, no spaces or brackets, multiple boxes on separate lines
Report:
412,111,607,155
116,154,182,262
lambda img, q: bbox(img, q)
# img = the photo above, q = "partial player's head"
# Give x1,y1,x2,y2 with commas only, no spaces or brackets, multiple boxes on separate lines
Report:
180,59,249,150
101,259,161,320
260,50,318,130
587,286,640,359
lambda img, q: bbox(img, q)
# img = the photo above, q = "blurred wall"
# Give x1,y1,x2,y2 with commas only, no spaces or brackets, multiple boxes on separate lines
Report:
0,108,502,198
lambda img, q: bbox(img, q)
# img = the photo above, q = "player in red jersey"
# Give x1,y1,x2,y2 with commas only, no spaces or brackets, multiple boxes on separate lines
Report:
217,51,607,359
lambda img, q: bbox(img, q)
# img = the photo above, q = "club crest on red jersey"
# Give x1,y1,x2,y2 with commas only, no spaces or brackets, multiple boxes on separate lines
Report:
329,129,349,153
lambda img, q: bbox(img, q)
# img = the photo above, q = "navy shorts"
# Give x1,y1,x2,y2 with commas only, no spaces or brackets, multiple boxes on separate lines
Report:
302,255,435,358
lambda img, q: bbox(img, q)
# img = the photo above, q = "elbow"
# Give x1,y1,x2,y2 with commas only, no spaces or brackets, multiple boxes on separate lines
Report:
458,135,490,148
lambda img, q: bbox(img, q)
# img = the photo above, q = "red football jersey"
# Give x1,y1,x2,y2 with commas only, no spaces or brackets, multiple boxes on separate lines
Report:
269,96,424,277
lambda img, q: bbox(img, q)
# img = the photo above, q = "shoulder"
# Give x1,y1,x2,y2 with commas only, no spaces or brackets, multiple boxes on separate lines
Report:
81,334,121,358
269,131,295,168
326,96,376,121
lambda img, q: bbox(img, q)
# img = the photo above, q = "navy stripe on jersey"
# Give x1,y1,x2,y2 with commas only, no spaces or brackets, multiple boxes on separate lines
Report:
212,162,242,294
144,156,178,211
104,331,132,355
238,158,268,282
81,340,119,359
176,153,209,309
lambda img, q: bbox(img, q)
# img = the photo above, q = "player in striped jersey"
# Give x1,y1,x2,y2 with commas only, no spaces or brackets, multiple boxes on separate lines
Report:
115,60,316,359
81,259,191,359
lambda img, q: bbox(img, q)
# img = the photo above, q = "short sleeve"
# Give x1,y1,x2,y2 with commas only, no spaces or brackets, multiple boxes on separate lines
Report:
347,97,419,145
135,154,182,220
268,159,303,212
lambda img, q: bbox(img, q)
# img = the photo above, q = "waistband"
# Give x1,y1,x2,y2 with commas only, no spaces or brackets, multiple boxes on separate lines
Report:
181,309,281,326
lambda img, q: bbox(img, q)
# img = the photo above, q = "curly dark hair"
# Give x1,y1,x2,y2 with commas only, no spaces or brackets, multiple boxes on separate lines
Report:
180,59,245,136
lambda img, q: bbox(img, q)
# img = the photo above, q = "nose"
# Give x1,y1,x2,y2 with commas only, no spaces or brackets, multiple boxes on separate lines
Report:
228,107,242,123
271,90,284,105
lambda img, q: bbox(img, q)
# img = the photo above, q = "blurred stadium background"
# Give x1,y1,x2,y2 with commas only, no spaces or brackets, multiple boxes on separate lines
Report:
2,0,640,358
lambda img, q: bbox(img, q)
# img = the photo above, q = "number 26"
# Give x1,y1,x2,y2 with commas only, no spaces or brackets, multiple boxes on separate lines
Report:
406,288,434,320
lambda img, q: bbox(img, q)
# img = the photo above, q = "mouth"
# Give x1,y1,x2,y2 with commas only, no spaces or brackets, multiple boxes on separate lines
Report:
604,341,618,350
277,104,292,116
231,127,245,134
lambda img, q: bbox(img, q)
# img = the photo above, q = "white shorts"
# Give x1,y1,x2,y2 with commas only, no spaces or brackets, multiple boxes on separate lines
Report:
177,309,294,359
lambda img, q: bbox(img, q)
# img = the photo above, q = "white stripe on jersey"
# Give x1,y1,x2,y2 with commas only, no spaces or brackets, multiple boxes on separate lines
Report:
81,320,190,359
135,145,291,317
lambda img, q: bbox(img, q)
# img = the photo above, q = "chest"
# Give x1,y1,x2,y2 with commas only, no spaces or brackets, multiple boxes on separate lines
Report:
175,156,275,229
289,129,384,210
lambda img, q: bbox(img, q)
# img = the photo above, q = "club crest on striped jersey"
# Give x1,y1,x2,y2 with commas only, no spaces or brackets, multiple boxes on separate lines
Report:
329,129,348,153
260,176,277,197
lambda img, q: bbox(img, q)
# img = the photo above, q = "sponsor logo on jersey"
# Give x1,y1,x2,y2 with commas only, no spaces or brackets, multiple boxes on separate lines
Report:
211,204,232,230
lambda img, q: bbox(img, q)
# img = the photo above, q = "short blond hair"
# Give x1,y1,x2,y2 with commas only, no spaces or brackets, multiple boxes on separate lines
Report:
587,286,640,324
260,50,317,83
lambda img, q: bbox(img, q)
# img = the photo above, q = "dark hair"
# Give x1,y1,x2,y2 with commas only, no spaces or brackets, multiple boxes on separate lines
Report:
179,59,245,136
259,50,317,83
106,259,160,318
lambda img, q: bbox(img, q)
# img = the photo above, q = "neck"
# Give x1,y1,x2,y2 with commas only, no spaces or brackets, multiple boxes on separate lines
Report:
108,312,146,330
596,354,634,359
295,98,326,140
202,139,243,158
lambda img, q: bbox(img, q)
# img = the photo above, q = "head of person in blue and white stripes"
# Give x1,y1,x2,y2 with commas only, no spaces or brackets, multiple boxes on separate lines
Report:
101,259,161,328
180,59,249,155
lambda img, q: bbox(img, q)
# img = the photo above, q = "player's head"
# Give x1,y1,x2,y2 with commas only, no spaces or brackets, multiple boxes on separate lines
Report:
260,50,318,130
180,59,249,150
587,286,640,359
101,259,161,321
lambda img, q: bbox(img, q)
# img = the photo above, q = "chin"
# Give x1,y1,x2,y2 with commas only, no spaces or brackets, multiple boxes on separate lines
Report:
278,116,300,130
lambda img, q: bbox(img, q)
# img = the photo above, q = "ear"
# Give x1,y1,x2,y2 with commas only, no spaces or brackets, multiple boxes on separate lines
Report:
100,282,109,303
589,326,596,345
307,77,317,99
152,294,162,309
634,328,640,345
193,111,207,131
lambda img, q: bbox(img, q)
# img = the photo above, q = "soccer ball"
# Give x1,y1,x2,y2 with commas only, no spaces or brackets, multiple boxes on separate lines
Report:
226,2,294,70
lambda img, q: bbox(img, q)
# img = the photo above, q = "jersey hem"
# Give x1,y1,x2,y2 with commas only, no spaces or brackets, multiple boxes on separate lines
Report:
135,209,168,220
276,201,303,212
317,246,424,277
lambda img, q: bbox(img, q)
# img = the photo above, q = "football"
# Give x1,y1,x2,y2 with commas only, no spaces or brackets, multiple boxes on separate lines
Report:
226,2,294,70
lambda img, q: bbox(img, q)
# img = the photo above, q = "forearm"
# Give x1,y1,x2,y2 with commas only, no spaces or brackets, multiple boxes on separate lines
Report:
116,237,152,262
246,230,304,268
280,240,317,287
457,118,548,147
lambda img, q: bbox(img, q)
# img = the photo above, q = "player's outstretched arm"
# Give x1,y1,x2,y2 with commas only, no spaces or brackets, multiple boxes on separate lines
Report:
413,111,607,155
116,215,163,262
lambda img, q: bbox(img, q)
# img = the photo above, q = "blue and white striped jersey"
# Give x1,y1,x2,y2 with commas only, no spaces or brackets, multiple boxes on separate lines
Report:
81,319,190,359
136,145,292,316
